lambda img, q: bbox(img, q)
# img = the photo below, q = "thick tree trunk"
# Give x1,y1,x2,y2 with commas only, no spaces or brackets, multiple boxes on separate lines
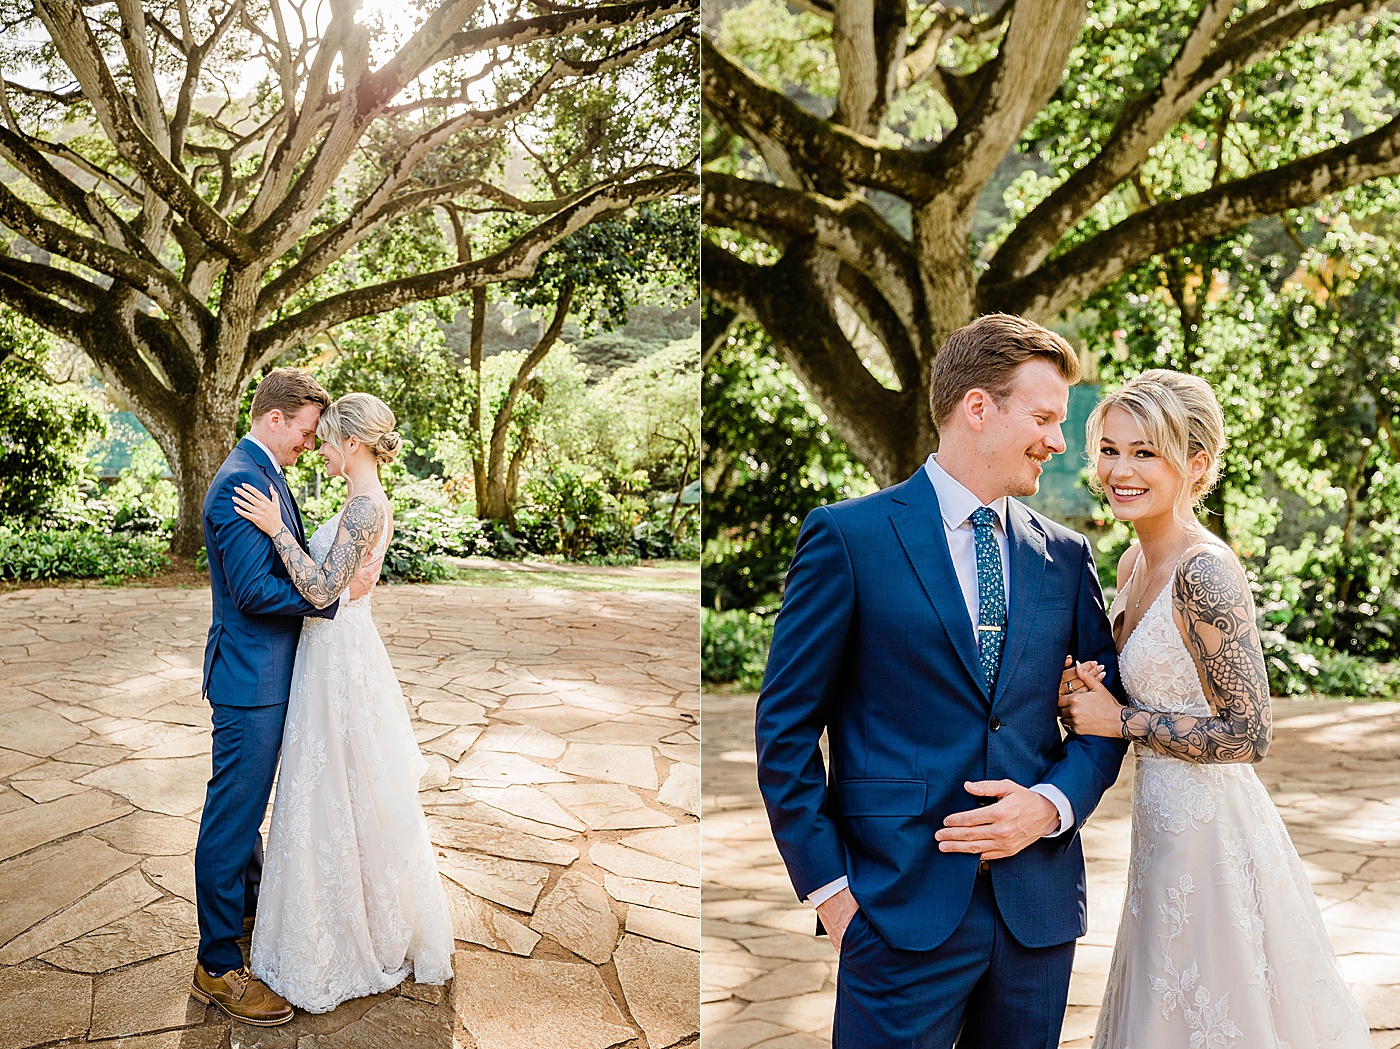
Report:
162,401,242,558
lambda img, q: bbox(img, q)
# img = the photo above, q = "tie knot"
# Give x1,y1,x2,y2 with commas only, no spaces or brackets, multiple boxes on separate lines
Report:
970,506,997,530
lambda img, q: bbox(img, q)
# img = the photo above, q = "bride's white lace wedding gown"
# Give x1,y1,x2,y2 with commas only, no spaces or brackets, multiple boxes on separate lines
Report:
250,498,454,1013
1093,576,1371,1048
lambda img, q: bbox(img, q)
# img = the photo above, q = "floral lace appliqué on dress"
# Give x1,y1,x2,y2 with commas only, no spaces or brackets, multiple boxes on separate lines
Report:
249,499,454,1012
1092,581,1369,1049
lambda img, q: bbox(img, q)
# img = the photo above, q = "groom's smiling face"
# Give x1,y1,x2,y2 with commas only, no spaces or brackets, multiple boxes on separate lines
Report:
264,403,323,467
975,358,1070,499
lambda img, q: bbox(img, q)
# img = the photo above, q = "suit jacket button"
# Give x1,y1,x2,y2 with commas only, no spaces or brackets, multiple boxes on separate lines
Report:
990,716,1003,731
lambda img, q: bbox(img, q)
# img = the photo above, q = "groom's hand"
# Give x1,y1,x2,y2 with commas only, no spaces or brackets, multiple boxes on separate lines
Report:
347,551,383,601
815,887,860,952
936,780,1061,861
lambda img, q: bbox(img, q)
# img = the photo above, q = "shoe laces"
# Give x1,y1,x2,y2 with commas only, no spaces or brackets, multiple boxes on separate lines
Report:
221,966,251,994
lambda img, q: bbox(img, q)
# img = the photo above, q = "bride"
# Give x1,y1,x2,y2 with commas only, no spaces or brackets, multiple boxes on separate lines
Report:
230,392,453,1013
1056,369,1370,1048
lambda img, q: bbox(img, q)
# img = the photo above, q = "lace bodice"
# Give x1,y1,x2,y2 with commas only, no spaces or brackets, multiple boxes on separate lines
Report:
306,494,390,608
1111,580,1212,719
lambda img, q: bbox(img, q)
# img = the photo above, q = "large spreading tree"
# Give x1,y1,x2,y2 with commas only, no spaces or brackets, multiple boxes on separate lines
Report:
0,0,696,554
702,0,1400,486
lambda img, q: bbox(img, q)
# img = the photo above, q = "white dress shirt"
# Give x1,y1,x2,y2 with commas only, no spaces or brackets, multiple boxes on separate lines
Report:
807,455,1075,909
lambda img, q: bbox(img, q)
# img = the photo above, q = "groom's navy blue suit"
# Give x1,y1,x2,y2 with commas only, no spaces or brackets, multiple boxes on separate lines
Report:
756,467,1127,1047
195,438,337,974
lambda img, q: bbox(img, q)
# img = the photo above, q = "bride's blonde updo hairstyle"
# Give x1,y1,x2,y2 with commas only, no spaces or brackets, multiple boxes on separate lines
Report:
317,392,402,467
1085,369,1226,507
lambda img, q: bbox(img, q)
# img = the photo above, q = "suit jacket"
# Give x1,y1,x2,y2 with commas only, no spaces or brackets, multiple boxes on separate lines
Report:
755,467,1127,952
201,438,337,705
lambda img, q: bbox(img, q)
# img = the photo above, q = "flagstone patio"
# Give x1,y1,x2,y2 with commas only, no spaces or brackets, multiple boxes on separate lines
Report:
701,692,1400,1049
0,582,699,1049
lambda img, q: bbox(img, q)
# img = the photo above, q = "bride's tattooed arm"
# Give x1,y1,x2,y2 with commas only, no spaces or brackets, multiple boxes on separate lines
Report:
270,495,384,609
1119,549,1273,764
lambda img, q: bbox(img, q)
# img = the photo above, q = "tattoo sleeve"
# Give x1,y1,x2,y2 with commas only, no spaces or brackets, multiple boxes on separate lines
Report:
1119,550,1273,764
270,495,384,609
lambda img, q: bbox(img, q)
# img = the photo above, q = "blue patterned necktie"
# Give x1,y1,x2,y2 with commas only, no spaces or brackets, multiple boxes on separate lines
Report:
969,506,1006,692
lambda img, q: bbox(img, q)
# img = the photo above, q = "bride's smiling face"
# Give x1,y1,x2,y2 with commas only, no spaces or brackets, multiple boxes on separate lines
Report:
318,438,348,479
1096,407,1190,524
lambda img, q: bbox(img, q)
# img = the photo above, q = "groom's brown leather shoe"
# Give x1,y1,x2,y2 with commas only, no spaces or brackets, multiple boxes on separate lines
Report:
191,963,294,1026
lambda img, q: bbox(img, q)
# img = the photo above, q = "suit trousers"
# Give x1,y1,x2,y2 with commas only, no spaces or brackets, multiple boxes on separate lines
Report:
194,701,286,974
834,873,1076,1049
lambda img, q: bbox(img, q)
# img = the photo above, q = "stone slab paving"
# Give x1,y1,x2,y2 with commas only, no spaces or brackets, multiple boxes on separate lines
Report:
0,584,699,1049
701,692,1400,1049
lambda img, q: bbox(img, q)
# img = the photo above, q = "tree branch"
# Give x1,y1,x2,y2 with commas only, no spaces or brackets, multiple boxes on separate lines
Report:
247,170,696,368
433,0,693,61
985,112,1400,321
927,0,1087,203
837,261,920,392
986,0,1390,283
702,237,912,478
830,0,907,136
251,11,690,260
0,269,86,345
0,255,105,312
701,34,936,201
0,177,211,346
34,0,256,263
257,166,672,322
703,171,924,341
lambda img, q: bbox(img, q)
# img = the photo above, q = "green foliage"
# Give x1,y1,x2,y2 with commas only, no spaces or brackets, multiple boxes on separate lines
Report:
703,323,875,610
1259,630,1400,701
506,200,700,335
0,526,167,581
701,608,775,690
379,518,453,584
92,428,178,535
0,317,107,520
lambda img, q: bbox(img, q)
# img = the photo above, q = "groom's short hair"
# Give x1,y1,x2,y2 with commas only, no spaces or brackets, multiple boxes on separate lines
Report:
928,314,1081,430
250,368,332,423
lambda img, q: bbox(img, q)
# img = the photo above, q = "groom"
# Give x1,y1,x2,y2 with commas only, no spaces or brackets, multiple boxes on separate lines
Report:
191,368,368,1024
756,314,1128,1047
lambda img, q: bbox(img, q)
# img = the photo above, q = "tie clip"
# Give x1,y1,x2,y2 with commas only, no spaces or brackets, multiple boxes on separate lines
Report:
977,625,1002,632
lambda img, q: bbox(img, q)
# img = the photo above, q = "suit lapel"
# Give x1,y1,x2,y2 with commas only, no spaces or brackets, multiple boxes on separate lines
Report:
995,499,1048,702
889,471,990,701
238,438,307,549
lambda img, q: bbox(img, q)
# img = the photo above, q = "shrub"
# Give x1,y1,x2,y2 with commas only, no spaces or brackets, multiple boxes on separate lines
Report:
381,520,451,583
0,526,168,580
702,608,775,690
1258,627,1400,700
0,361,107,520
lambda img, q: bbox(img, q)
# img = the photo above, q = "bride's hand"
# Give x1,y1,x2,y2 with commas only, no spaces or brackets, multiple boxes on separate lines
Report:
232,482,287,537
1057,660,1122,737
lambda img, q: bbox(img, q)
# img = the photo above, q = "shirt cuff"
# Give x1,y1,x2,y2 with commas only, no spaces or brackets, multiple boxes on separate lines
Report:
807,876,849,909
1029,783,1074,838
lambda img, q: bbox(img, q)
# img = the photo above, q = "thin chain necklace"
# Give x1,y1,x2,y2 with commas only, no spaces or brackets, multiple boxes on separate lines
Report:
1132,525,1202,613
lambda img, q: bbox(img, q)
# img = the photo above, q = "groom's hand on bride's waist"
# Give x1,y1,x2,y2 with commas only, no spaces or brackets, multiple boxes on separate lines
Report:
936,780,1061,861
347,552,383,601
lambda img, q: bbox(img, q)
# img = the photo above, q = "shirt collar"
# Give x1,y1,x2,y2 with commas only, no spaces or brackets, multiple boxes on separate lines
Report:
244,433,283,476
923,454,1007,532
